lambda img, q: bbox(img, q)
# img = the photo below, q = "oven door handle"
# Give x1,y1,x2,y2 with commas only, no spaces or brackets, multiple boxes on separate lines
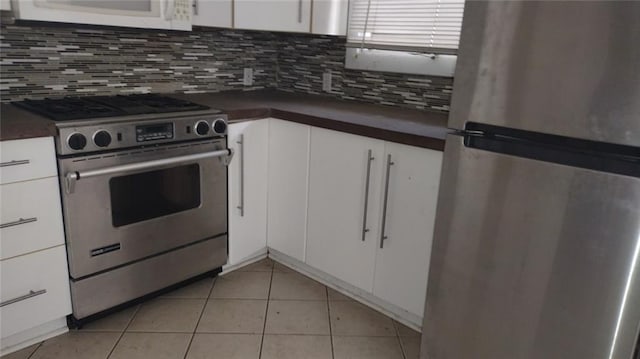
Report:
64,148,234,194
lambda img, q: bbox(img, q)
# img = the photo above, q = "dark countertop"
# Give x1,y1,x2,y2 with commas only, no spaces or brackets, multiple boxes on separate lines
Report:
1,104,58,141
173,90,449,150
1,89,449,150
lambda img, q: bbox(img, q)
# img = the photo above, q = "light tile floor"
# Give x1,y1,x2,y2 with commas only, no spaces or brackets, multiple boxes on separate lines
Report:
2,258,420,359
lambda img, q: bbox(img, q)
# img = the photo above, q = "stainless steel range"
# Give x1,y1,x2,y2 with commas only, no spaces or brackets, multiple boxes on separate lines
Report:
14,94,233,324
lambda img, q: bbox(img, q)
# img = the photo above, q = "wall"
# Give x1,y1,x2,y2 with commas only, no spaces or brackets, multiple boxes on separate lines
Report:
0,21,453,112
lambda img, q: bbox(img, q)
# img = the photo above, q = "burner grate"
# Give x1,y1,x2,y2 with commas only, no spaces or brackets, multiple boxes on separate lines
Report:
13,94,210,121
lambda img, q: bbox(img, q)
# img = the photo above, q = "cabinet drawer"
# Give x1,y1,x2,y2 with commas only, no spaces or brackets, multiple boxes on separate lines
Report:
0,137,57,185
1,177,65,260
0,245,72,338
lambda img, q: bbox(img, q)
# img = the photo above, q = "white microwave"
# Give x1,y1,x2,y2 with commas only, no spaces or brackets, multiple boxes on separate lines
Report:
12,0,192,31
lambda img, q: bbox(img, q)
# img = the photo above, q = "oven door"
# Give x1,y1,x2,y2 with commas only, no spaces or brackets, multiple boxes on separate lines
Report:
59,139,229,279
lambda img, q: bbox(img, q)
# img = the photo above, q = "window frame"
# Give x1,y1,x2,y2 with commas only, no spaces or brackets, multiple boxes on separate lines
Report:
345,0,463,77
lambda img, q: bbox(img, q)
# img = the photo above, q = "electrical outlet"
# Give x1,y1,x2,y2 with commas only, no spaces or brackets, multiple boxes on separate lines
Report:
322,71,332,92
243,68,253,86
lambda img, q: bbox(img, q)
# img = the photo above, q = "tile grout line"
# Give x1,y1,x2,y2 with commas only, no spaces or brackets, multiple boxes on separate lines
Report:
258,263,275,359
181,276,217,359
392,320,408,359
25,340,44,359
326,286,335,359
106,304,141,358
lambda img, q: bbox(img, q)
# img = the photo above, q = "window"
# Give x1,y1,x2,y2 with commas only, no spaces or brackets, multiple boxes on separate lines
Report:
346,0,465,76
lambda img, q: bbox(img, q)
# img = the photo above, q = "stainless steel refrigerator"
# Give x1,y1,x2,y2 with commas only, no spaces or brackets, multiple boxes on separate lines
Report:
421,2,640,359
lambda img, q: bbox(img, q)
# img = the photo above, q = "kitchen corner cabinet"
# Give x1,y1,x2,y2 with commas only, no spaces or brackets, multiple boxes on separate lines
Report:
234,0,312,33
228,120,269,265
192,0,232,28
305,127,442,318
372,141,442,317
306,127,385,292
266,119,310,262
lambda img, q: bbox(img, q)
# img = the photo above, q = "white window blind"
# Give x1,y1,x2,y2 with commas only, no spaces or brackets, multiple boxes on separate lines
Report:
347,0,465,54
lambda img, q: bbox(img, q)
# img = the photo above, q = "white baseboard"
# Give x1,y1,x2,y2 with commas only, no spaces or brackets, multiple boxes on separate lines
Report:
0,317,68,356
267,248,422,332
221,248,268,275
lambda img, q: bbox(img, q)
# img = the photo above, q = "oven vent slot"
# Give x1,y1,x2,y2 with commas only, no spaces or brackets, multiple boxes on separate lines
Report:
90,243,121,257
71,140,222,162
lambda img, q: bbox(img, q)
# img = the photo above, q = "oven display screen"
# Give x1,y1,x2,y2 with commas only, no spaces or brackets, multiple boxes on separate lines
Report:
136,123,174,142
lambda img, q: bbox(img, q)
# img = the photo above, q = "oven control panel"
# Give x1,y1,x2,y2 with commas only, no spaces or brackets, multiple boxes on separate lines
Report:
56,113,228,156
136,122,174,142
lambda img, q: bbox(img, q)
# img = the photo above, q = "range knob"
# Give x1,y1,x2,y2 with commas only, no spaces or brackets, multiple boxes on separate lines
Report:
212,118,227,134
195,120,210,136
67,133,87,151
93,130,112,147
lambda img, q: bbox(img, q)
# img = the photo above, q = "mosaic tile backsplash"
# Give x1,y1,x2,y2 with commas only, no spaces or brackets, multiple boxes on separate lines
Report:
275,33,453,112
0,23,277,101
0,22,453,112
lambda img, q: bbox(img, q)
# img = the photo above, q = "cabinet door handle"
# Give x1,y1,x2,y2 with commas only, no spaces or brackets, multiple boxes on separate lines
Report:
0,289,47,307
297,0,303,23
236,134,245,217
0,217,38,229
192,0,198,15
361,149,374,241
380,154,394,249
0,159,30,167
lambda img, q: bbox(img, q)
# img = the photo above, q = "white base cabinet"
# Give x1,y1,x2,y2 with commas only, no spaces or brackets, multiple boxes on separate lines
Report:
0,246,72,339
225,118,442,326
305,127,443,320
306,127,385,292
227,120,269,266
266,119,310,262
0,137,72,356
0,177,65,260
372,141,443,318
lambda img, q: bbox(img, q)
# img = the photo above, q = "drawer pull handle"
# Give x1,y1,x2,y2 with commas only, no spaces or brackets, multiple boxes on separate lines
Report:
0,289,47,307
0,159,30,167
0,217,38,229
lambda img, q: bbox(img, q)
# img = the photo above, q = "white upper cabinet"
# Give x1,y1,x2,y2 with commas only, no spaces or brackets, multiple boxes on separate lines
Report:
12,0,191,31
227,120,269,266
312,0,348,35
306,127,385,292
372,141,443,318
0,0,10,11
266,119,310,262
234,0,312,33
192,0,232,28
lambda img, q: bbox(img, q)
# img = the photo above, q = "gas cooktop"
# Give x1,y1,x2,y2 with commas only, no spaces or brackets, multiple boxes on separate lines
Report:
13,94,211,121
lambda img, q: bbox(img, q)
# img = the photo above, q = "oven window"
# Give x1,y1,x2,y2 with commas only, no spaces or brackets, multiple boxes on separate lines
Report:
110,164,201,227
